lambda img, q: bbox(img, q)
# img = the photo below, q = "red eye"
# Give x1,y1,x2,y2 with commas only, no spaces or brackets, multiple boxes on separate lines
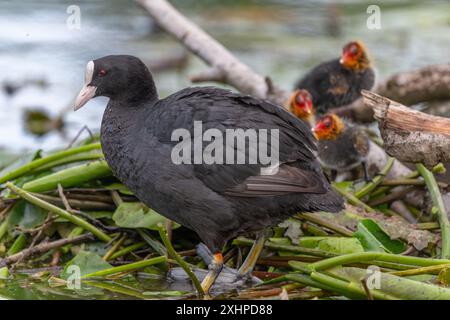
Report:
98,69,107,77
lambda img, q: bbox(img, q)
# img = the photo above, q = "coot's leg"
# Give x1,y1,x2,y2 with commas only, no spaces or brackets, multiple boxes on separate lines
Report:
201,252,224,294
362,161,371,182
238,231,265,277
330,169,338,181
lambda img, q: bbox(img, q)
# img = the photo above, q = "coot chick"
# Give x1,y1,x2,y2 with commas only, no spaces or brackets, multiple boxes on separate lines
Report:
75,55,344,294
286,89,315,127
295,41,375,114
313,114,370,181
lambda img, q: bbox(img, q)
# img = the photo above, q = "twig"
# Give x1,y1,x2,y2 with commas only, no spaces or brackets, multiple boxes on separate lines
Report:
136,0,287,105
103,235,126,261
57,184,72,211
296,213,353,237
367,186,416,207
5,182,112,242
66,125,94,149
0,233,94,267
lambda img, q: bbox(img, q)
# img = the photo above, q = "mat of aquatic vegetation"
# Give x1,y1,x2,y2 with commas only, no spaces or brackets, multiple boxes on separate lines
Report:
0,137,450,300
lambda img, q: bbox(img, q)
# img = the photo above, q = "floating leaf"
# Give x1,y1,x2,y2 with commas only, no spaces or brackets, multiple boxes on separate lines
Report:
354,219,406,254
104,183,134,195
113,202,172,230
8,200,47,229
270,236,363,255
61,251,111,280
0,267,9,279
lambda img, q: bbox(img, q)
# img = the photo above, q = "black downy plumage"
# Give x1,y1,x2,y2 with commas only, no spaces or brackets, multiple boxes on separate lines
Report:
295,41,375,114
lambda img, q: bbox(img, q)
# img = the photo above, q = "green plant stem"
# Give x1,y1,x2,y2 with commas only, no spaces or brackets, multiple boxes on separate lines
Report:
332,185,375,212
109,242,147,260
284,273,339,293
103,235,126,261
310,272,397,300
31,152,104,173
233,237,337,258
0,219,8,242
355,157,394,199
309,252,450,272
370,163,446,198
391,263,450,277
7,233,27,256
84,280,149,299
156,223,204,296
297,213,353,237
0,143,101,184
417,163,450,259
22,160,112,193
416,222,440,230
5,182,111,242
82,256,166,278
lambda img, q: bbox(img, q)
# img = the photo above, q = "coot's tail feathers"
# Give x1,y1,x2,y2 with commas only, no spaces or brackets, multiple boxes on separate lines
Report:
308,187,345,214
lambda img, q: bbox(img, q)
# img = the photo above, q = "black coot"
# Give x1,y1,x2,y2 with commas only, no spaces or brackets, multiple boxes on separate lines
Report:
75,55,344,293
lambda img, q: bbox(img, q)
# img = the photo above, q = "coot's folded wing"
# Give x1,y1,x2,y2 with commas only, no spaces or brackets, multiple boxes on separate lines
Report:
150,87,329,197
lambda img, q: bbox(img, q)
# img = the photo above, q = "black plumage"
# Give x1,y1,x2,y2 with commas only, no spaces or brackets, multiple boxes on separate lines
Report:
313,114,370,180
295,42,375,114
76,55,344,254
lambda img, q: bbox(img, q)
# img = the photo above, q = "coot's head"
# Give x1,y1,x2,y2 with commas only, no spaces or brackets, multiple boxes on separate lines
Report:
287,89,314,120
312,114,345,140
339,41,371,71
75,55,157,110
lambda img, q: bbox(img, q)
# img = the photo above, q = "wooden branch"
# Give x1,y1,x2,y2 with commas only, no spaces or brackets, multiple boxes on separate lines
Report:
0,233,95,267
333,64,450,123
362,90,450,167
136,0,288,105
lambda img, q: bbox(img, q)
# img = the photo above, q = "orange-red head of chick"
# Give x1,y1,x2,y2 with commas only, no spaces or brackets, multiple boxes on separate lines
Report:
288,89,314,121
312,114,345,140
340,41,371,71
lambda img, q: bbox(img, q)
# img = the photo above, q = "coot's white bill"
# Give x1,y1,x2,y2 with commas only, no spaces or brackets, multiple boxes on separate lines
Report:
75,61,96,111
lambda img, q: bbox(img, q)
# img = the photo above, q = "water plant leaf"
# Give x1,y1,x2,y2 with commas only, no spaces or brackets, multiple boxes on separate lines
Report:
331,267,450,300
0,150,42,178
8,200,47,229
113,202,170,230
0,267,9,279
354,219,406,254
61,251,111,280
270,236,363,255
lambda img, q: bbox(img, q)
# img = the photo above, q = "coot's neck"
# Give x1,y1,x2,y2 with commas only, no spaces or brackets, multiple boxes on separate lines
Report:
112,77,159,106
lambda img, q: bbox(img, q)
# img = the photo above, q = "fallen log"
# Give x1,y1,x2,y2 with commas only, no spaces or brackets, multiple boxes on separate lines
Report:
362,90,450,168
333,64,450,123
136,0,288,105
